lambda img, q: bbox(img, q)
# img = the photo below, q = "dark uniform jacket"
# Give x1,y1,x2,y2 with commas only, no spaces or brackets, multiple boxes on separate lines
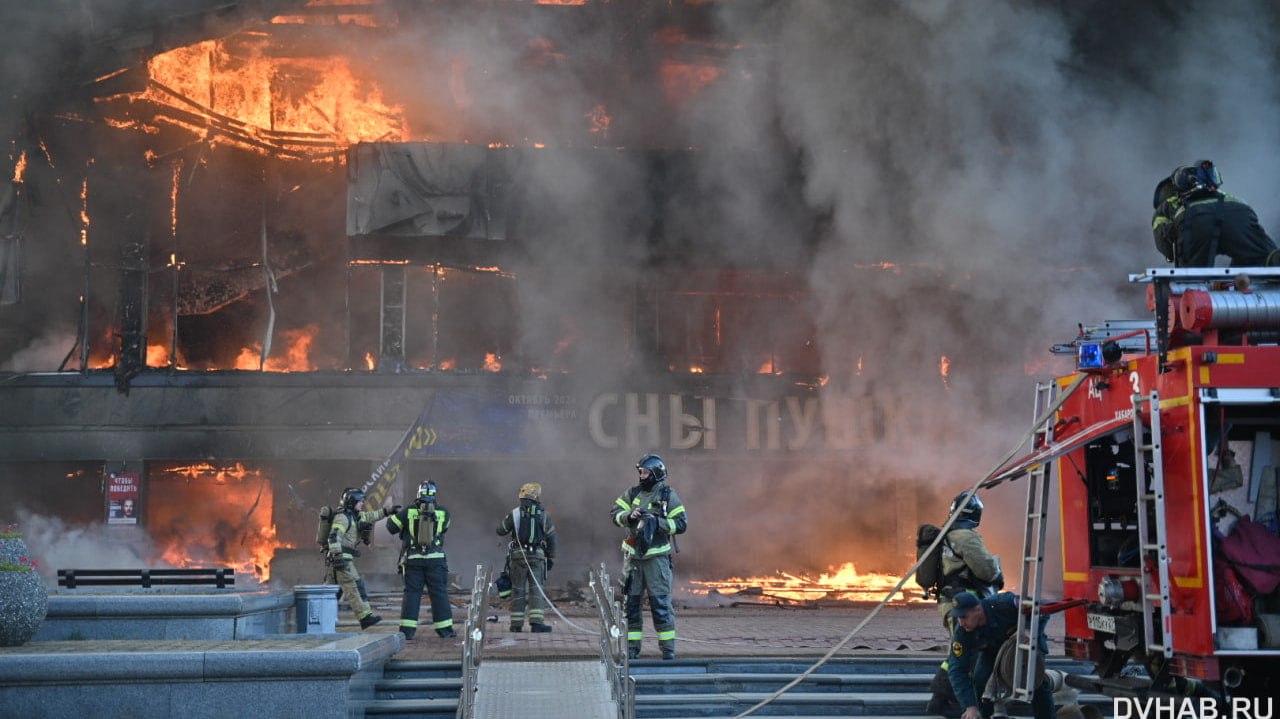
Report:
1153,189,1278,267
946,591,1022,709
611,484,687,559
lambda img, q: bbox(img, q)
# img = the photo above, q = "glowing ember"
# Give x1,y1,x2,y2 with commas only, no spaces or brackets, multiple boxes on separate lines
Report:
79,178,89,246
939,355,951,389
438,358,456,371
689,562,927,604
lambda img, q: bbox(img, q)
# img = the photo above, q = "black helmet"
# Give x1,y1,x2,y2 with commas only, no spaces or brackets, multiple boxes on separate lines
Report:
636,453,667,490
341,487,366,510
1171,160,1222,194
417,481,437,503
949,491,983,525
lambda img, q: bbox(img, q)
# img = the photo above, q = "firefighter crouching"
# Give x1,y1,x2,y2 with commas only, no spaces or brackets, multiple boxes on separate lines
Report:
948,591,1055,719
926,492,1003,716
327,487,396,629
497,482,558,632
387,481,455,639
611,453,688,661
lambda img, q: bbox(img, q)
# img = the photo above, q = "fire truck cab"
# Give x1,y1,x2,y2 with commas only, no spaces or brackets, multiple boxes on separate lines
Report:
999,267,1280,703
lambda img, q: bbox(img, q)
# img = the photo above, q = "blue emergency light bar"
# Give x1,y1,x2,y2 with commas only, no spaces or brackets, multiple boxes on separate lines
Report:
1077,343,1105,370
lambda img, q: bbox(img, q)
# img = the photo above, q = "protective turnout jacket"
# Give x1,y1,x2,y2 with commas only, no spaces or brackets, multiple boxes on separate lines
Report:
611,483,687,558
946,591,1022,710
328,507,389,559
939,526,1001,595
497,500,558,561
1153,190,1279,267
388,502,450,560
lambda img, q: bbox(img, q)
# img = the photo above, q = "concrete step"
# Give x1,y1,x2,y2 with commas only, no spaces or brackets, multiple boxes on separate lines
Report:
379,659,462,680
633,672,931,694
350,697,458,718
373,677,464,700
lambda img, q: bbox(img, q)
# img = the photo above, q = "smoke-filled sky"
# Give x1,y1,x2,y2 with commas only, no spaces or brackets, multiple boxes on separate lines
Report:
3,0,1280,589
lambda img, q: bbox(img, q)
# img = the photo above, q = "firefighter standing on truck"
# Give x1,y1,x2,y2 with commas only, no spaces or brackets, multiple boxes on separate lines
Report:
387,481,455,639
924,492,1004,716
497,482,558,633
610,453,687,661
327,487,395,630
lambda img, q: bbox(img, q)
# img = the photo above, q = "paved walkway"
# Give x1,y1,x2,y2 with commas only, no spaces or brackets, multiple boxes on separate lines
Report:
355,595,1068,662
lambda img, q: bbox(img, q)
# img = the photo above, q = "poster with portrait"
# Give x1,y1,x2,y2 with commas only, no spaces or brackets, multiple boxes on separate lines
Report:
107,471,139,525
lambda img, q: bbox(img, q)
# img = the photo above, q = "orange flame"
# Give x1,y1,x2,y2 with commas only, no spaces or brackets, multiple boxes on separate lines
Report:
234,324,321,372
11,150,27,183
587,104,612,139
483,352,502,372
438,358,456,371
690,562,926,604
107,33,406,160
79,178,89,246
364,352,376,371
148,462,291,581
939,355,951,390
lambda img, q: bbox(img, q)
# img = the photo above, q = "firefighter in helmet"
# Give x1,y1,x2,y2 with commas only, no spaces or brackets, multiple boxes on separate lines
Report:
926,491,1004,716
497,482,558,632
1152,160,1280,267
387,480,455,638
610,453,687,660
327,487,395,630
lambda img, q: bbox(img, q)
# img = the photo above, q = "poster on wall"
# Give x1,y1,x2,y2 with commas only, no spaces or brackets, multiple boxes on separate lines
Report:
107,471,139,525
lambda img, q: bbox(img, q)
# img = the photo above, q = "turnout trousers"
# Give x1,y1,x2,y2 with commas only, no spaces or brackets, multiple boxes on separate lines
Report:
507,547,548,628
399,557,453,638
625,554,675,657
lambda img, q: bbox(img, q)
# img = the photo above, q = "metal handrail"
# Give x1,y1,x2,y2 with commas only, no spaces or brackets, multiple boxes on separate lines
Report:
456,564,492,719
590,563,632,719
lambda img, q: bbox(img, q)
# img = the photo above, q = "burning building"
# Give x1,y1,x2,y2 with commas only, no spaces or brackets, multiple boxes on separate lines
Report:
8,0,1216,596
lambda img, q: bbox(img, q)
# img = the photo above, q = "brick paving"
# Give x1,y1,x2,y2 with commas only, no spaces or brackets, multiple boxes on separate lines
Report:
357,593,1071,662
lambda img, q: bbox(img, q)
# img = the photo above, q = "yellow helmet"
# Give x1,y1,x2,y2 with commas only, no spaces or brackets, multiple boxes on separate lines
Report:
518,482,542,501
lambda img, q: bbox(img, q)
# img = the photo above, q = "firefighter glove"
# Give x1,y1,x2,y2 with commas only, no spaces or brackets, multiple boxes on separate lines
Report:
546,558,554,571
389,505,402,515
331,557,351,570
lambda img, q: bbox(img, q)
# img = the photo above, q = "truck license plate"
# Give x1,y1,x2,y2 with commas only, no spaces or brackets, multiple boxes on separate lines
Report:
1087,612,1116,634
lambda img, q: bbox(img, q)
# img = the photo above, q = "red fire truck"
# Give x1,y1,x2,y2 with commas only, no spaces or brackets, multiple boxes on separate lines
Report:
987,267,1280,704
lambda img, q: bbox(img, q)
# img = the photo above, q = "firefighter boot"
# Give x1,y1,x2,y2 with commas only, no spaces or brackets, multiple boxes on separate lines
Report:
660,641,675,661
436,628,456,638
531,623,552,633
359,613,383,630
510,624,522,632
627,642,641,660
399,627,415,640
925,666,960,716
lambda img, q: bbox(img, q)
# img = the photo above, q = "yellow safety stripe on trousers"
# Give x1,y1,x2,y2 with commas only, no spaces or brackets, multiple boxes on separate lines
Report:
400,619,419,628
627,631,643,641
434,618,453,629
657,630,676,641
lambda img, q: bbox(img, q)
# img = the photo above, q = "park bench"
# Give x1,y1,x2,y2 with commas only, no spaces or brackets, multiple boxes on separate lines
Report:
57,568,236,589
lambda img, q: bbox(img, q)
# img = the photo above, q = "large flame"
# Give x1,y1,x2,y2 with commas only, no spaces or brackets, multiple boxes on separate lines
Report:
105,30,406,160
690,562,927,605
147,462,291,581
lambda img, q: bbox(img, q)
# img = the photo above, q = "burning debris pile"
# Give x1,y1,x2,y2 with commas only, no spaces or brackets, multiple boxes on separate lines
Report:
689,562,928,608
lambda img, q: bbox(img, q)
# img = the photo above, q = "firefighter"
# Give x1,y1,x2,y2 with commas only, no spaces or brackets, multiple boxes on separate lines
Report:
610,453,687,660
1152,160,1280,267
926,491,1004,716
947,591,1055,719
326,487,394,630
496,482,558,633
387,480,455,638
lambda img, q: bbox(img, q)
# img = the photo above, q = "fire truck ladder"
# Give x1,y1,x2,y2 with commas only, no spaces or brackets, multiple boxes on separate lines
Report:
1132,390,1174,658
1009,381,1057,704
